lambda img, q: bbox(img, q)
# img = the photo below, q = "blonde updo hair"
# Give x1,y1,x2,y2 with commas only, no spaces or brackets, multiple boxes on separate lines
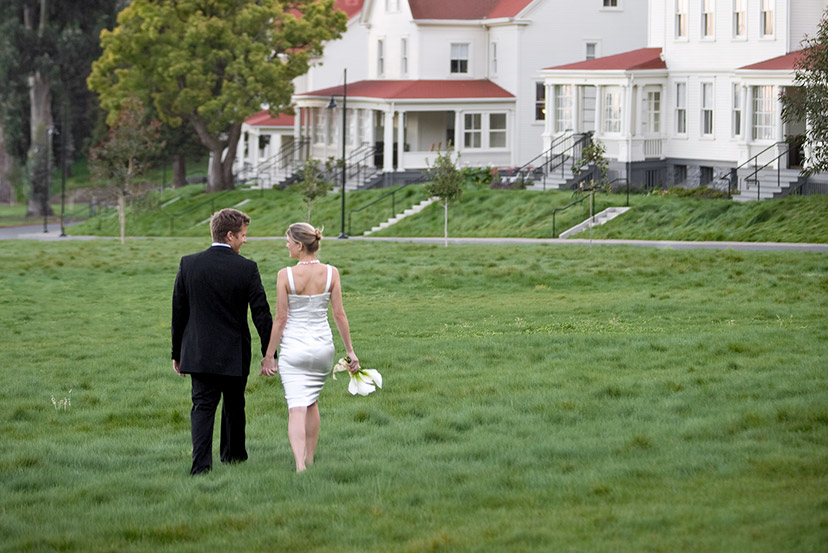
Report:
286,222,323,253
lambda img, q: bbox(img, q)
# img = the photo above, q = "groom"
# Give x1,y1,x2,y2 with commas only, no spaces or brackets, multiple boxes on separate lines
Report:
171,208,272,475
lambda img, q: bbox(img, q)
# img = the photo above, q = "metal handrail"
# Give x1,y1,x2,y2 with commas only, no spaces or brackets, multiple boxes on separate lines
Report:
551,193,591,238
742,143,797,201
720,141,786,199
347,178,427,235
160,190,234,233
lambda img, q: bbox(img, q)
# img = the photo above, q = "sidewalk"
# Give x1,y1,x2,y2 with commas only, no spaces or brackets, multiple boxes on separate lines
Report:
2,224,827,252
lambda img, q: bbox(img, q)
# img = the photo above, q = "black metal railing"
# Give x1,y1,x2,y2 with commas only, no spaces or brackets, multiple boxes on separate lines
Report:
742,142,798,201
160,190,234,233
503,131,576,190
347,178,427,235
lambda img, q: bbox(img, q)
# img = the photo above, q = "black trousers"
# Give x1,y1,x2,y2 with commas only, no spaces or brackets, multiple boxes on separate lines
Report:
190,373,248,474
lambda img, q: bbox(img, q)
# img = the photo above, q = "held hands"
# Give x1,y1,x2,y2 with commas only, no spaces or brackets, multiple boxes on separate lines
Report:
260,356,278,377
345,352,360,374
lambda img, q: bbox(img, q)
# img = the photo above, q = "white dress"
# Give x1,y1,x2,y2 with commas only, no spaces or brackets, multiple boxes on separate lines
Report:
278,264,336,408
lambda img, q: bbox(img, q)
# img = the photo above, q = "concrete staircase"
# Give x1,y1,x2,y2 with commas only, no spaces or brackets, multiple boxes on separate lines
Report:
558,206,631,239
732,167,802,201
363,197,438,236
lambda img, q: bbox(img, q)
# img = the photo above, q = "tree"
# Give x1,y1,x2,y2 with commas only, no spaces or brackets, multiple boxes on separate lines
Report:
781,9,828,176
425,146,463,247
0,0,120,213
572,138,610,192
88,0,347,192
88,97,163,244
294,158,332,222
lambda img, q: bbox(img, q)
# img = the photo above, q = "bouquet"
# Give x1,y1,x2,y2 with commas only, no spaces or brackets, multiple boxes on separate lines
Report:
332,357,383,396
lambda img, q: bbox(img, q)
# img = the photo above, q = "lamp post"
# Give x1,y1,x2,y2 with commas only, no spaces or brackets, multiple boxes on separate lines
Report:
326,68,348,239
60,101,67,237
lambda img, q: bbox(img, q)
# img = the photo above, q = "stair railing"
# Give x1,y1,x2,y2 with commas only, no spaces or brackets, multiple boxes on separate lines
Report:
160,190,234,233
346,177,427,235
742,142,797,200
506,131,574,190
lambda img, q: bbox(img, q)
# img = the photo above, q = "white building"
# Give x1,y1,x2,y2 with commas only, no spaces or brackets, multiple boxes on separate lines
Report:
540,0,827,198
235,0,649,188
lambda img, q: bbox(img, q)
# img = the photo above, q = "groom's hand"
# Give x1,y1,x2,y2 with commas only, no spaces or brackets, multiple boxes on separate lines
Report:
173,360,186,377
260,356,278,376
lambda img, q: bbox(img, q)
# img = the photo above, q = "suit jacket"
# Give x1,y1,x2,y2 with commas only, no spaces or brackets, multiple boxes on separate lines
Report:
171,246,272,377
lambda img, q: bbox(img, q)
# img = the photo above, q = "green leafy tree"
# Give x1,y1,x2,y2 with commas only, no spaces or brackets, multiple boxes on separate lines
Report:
781,9,828,176
294,158,332,222
88,97,163,244
88,0,347,192
0,0,119,213
425,145,463,247
572,138,610,192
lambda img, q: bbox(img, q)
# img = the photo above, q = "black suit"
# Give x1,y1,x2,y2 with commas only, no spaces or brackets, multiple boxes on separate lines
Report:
171,245,272,474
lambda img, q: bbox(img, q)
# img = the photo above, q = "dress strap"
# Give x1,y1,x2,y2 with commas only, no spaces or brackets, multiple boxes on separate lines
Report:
325,264,333,294
286,266,297,295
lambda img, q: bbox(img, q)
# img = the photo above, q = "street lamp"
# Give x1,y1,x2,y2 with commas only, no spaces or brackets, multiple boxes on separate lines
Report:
326,68,348,239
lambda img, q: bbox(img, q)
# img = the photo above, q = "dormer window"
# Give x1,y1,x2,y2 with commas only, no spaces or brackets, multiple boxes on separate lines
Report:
451,43,469,74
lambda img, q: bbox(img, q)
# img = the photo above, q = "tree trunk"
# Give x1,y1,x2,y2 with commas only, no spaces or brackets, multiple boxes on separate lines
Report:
0,123,12,204
444,200,448,247
192,117,241,192
25,2,54,216
118,191,126,245
172,154,187,188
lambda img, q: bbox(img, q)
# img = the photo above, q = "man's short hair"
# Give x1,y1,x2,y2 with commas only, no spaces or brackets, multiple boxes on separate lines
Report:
210,209,250,243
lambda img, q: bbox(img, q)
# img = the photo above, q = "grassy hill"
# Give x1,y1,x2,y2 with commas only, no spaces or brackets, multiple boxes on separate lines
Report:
63,183,828,243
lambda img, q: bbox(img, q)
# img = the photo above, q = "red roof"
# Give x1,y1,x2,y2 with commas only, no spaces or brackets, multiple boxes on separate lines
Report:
299,79,514,100
245,110,295,127
335,0,363,19
544,48,666,71
739,49,804,71
409,0,533,19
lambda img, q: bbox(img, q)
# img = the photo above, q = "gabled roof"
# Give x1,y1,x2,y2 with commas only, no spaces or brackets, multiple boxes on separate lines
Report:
298,79,514,100
739,49,804,71
544,48,666,71
245,110,295,127
408,0,534,20
335,0,364,20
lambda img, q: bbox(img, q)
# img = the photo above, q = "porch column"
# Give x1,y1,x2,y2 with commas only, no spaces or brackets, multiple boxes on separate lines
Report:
595,86,604,138
396,110,405,171
250,129,259,176
572,85,581,134
454,110,462,151
775,85,785,142
383,108,394,172
235,131,246,176
293,109,302,165
368,110,376,146
623,83,633,162
543,83,553,149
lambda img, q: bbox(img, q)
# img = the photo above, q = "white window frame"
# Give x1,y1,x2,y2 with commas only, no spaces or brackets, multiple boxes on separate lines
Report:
377,39,385,77
462,112,508,150
733,0,746,38
603,87,622,134
675,0,688,39
701,0,714,39
385,0,400,12
463,113,482,148
490,42,498,76
643,89,661,135
752,86,775,140
535,82,546,121
586,42,597,60
401,38,408,76
761,0,774,37
450,43,469,74
675,82,687,135
701,82,714,136
489,113,507,149
602,0,621,10
732,84,742,137
554,85,573,133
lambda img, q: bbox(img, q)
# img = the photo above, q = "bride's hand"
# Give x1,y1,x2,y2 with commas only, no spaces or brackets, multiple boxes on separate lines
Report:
260,356,278,376
346,352,359,374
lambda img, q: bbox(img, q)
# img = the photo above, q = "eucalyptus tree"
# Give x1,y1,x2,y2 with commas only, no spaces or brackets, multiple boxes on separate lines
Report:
88,0,347,192
0,0,119,212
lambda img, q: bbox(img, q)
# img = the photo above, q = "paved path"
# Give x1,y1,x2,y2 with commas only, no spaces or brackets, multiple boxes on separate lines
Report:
2,224,827,252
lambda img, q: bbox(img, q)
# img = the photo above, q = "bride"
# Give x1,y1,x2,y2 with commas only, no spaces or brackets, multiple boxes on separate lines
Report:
261,223,359,472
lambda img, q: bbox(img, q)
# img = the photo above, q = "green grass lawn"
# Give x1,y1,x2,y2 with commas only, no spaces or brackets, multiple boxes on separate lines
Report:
1,238,826,552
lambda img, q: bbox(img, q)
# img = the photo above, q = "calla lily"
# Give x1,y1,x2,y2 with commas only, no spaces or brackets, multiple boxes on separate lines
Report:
332,358,383,396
